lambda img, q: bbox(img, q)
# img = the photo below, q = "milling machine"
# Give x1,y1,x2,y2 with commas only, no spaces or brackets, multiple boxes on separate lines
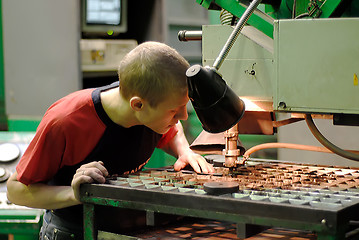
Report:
184,0,359,168
80,1,359,239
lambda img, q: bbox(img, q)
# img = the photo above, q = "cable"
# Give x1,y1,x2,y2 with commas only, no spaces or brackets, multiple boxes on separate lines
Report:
243,142,334,161
305,114,359,161
240,115,359,163
295,13,310,19
241,142,359,164
292,0,297,19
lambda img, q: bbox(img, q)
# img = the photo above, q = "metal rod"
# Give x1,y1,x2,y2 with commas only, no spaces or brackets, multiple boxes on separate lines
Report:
213,0,262,70
178,30,202,41
224,123,240,168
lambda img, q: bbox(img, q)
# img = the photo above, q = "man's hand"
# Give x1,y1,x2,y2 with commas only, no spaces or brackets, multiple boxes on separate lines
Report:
71,161,109,202
174,150,214,174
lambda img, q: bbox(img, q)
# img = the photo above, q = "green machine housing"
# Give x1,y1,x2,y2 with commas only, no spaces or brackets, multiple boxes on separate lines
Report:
198,0,359,125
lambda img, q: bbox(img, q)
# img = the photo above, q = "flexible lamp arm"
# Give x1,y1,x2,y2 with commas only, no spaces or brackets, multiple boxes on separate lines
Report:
213,0,262,70
185,0,261,134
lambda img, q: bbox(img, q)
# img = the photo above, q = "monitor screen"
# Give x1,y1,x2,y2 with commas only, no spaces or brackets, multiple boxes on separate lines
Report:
81,0,127,37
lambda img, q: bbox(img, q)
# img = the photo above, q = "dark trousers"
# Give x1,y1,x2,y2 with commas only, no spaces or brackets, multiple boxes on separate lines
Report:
39,210,83,240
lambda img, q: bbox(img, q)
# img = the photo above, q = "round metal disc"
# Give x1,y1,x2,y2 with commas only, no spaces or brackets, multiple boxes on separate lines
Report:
212,157,225,167
0,167,10,182
203,181,239,195
0,143,20,163
0,167,5,177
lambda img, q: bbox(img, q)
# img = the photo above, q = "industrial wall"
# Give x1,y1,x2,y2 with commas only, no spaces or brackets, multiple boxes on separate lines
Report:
2,0,81,129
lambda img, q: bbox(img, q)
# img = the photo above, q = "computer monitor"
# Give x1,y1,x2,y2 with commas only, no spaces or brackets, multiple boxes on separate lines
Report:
81,0,127,37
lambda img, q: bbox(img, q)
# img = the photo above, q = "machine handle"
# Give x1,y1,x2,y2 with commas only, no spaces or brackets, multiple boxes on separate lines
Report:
178,30,202,41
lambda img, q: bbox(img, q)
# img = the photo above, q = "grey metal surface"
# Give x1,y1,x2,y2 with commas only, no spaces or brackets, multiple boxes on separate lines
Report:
2,0,81,119
80,161,359,239
213,0,262,70
202,25,274,101
274,18,359,114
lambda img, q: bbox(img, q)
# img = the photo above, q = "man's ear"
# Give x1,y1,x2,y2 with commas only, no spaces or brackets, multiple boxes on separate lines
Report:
129,96,143,111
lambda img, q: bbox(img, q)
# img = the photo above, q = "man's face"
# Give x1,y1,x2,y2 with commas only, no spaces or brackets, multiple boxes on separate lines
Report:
139,92,189,134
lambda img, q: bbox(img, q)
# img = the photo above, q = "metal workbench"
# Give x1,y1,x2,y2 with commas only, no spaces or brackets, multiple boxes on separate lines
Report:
80,159,359,240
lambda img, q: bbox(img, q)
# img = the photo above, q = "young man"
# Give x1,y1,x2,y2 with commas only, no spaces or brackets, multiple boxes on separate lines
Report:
6,41,214,239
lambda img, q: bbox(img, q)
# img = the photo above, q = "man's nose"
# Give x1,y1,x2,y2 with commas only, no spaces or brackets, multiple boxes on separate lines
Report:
176,106,188,121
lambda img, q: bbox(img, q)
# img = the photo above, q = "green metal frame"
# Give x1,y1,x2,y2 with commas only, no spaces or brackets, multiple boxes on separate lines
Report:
0,0,7,130
196,0,348,39
318,0,346,17
197,0,274,38
0,209,43,238
7,119,40,132
286,0,345,18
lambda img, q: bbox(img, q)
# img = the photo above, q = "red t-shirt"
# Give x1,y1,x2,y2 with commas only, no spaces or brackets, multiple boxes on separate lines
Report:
16,83,177,186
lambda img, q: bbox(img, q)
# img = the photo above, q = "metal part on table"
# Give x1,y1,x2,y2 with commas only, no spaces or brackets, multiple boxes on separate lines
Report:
0,132,35,192
0,132,44,237
80,160,359,239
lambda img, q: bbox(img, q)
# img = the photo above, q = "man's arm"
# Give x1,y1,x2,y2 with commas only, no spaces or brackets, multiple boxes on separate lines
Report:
6,171,79,209
160,122,214,173
6,161,108,209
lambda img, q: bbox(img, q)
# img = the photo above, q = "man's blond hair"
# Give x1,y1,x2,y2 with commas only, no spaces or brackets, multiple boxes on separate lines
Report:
118,41,190,107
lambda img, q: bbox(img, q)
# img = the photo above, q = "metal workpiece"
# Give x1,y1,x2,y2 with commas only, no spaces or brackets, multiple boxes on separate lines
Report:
80,160,359,239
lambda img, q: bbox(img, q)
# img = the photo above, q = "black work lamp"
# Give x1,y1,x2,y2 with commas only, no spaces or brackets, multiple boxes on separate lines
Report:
186,0,261,133
187,65,245,133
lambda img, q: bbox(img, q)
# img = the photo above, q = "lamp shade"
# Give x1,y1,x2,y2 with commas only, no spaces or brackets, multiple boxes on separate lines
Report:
186,65,245,133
